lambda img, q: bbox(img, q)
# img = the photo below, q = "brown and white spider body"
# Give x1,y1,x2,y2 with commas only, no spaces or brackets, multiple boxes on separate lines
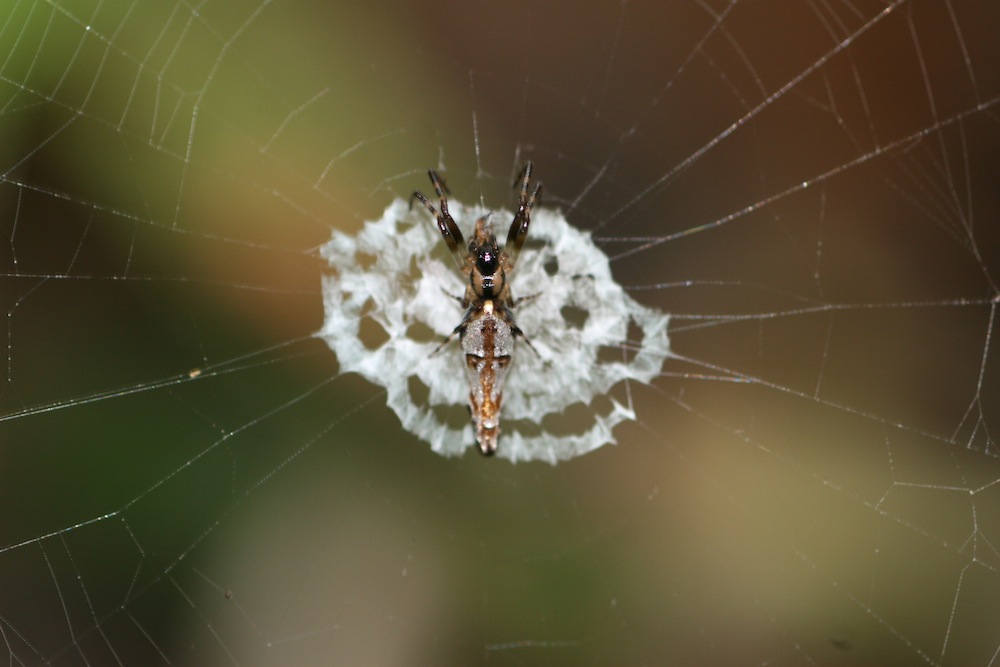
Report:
411,163,541,456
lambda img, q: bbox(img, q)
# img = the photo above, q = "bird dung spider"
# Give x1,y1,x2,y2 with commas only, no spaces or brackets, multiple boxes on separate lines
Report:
410,163,541,455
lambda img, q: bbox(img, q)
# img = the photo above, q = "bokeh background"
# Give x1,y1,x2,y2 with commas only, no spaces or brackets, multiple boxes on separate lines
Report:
2,1,999,665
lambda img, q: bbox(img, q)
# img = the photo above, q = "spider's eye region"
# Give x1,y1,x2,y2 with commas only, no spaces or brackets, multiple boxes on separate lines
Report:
476,248,498,275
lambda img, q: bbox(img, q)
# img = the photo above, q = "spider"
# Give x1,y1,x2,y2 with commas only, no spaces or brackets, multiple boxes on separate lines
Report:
411,163,541,456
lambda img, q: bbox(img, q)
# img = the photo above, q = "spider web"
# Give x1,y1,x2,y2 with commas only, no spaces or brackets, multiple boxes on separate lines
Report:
1,0,999,664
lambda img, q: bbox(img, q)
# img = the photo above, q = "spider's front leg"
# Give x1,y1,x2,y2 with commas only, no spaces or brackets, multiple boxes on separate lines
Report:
410,169,467,270
502,162,542,271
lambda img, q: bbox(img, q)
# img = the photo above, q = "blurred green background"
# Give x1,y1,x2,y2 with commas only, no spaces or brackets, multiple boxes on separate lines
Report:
2,1,999,665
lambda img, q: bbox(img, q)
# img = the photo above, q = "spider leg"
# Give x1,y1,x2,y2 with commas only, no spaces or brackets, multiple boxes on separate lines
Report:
503,162,542,270
511,291,540,308
499,302,540,356
429,326,462,356
429,313,470,356
513,327,540,356
439,286,464,304
411,169,467,270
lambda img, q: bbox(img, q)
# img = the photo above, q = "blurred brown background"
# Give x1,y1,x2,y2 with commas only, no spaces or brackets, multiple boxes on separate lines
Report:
1,1,999,665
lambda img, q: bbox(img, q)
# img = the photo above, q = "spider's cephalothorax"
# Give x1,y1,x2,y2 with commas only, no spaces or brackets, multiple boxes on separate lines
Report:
411,163,541,456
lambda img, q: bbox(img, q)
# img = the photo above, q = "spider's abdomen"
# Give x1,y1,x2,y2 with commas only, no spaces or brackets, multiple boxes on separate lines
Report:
460,300,514,456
